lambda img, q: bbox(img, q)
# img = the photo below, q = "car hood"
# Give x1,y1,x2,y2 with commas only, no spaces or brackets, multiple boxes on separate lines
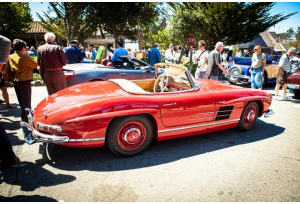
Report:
34,81,126,122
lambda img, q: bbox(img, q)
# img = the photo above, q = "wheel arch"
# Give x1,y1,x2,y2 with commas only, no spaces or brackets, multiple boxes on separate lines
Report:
105,113,158,142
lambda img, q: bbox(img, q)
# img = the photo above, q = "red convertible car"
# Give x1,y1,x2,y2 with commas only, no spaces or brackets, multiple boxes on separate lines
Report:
21,63,273,156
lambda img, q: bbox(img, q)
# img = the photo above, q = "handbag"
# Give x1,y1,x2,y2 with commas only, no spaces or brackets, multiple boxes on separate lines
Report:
1,62,13,82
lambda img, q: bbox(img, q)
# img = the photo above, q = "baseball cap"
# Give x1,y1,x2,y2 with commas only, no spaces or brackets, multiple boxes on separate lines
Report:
70,40,79,45
288,47,297,53
254,45,261,50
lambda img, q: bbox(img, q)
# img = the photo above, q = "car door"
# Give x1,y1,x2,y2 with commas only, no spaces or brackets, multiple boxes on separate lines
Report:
160,90,215,127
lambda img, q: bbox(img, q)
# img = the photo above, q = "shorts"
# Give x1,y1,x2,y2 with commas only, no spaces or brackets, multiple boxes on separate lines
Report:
276,71,289,85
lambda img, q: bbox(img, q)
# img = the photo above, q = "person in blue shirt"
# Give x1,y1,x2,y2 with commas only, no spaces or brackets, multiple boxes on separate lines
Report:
148,43,161,65
28,46,37,57
65,40,86,64
112,42,128,66
90,45,97,61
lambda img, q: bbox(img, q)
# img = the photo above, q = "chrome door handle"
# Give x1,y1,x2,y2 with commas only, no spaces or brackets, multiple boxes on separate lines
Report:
162,102,177,107
120,73,127,76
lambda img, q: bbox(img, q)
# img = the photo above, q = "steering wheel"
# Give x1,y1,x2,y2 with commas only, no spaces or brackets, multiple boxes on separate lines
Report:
153,74,174,93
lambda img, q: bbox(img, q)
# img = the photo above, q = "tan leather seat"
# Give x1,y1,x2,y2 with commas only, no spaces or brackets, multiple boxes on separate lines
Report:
109,79,150,94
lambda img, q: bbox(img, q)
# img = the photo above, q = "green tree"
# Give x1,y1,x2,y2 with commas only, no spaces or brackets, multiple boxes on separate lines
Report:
278,27,295,40
142,27,172,50
86,3,158,47
0,2,32,38
37,2,97,44
169,2,296,49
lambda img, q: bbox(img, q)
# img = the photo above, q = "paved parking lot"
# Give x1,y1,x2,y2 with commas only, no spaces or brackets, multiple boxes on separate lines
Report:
0,85,300,201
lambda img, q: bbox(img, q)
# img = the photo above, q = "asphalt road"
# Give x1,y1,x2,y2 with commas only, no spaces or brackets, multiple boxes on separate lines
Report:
0,84,300,201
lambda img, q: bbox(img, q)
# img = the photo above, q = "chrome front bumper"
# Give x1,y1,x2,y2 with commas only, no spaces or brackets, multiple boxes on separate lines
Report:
21,108,105,145
21,121,70,144
264,109,274,118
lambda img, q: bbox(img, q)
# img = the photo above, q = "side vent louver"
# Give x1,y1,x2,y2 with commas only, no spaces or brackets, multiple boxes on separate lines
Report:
216,106,234,121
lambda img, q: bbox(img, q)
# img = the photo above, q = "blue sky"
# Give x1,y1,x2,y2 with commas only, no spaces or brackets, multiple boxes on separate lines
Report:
29,2,300,34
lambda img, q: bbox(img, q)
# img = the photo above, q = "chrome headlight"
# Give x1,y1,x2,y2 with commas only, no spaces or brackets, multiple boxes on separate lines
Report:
36,122,63,133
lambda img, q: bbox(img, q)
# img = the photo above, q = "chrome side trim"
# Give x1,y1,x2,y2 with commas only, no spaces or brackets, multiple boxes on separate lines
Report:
196,111,215,115
69,138,105,142
158,119,240,133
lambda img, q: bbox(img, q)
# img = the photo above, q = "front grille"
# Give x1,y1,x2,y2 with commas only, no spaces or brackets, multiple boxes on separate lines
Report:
215,106,234,121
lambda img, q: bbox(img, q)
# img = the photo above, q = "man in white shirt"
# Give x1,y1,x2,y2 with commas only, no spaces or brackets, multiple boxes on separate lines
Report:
165,44,175,63
194,40,209,79
274,47,296,100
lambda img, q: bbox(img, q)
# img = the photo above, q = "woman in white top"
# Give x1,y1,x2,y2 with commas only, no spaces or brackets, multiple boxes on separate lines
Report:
165,44,176,63
195,40,209,79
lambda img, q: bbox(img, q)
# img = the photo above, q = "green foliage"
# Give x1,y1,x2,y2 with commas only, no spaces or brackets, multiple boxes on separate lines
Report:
169,2,296,49
296,32,300,50
33,73,42,81
142,28,172,50
0,2,32,38
86,3,158,46
278,27,295,40
37,2,97,43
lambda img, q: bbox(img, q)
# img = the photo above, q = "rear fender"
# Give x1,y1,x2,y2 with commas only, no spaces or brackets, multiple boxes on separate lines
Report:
220,96,267,106
220,96,270,117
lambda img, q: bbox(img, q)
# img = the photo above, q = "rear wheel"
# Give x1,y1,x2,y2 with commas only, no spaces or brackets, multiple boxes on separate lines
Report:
237,102,259,131
228,66,242,84
107,115,153,156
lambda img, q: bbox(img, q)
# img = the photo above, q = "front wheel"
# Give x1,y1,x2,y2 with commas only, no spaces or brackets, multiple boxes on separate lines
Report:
107,115,153,156
237,102,259,131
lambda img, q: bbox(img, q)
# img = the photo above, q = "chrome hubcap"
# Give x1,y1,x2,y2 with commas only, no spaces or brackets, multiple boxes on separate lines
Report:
124,128,141,144
247,110,255,122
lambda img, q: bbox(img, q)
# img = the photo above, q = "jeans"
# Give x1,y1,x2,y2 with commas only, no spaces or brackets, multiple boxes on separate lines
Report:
195,71,206,79
251,67,263,89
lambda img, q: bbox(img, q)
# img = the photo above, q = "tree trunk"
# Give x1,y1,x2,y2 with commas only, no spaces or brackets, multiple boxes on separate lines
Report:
99,25,106,39
189,46,193,71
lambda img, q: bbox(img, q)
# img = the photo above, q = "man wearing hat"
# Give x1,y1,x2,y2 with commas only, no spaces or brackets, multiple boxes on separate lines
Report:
65,39,86,64
250,45,266,89
274,47,296,100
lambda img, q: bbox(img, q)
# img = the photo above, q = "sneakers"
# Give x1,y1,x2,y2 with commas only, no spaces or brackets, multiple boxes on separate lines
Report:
283,95,289,101
274,95,282,100
275,95,289,101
